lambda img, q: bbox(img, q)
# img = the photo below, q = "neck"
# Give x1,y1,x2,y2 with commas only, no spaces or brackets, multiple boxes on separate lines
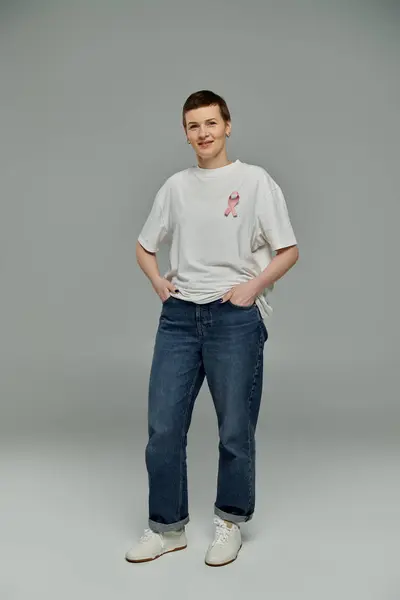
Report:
197,148,231,170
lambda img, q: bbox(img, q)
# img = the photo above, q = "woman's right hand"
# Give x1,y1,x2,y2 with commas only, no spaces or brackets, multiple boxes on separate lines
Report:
151,276,179,303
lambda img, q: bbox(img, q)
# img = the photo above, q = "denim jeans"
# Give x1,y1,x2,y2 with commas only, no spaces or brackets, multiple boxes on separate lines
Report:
145,296,268,533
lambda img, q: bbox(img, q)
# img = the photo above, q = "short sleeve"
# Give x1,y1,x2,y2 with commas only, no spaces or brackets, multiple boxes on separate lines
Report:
138,181,171,253
255,172,297,251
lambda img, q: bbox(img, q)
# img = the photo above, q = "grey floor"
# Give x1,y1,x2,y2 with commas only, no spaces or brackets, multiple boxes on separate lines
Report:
1,362,399,600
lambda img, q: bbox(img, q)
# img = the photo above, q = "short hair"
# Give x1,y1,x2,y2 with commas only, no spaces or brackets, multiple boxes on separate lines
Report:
182,90,231,128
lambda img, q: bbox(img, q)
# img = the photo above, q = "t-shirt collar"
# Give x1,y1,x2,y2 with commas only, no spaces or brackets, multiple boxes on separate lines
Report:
193,159,241,179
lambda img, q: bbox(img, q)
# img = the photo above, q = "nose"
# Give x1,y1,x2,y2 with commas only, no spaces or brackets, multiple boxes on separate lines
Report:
198,125,208,138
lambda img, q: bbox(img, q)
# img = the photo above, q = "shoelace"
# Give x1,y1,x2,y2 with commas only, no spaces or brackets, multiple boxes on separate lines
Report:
212,518,235,545
139,528,156,543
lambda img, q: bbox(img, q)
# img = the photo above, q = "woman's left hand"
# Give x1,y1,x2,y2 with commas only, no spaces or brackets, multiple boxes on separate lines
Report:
220,280,260,307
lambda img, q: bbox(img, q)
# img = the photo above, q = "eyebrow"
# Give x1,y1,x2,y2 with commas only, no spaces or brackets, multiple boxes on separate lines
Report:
187,118,217,125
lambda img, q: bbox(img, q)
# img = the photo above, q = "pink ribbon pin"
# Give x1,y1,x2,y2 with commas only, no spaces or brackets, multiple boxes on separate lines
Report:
224,191,240,217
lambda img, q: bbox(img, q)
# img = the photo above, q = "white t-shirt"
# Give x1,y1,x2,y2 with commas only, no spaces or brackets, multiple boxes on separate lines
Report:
138,159,297,320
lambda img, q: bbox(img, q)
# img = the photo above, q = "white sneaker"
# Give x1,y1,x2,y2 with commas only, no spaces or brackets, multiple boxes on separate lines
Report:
205,516,242,567
125,527,187,563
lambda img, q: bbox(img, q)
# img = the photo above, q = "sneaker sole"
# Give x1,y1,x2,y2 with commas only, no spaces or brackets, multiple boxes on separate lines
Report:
204,543,242,567
125,544,187,563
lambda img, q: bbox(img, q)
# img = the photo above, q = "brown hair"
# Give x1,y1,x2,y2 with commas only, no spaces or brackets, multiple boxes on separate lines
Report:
182,90,231,129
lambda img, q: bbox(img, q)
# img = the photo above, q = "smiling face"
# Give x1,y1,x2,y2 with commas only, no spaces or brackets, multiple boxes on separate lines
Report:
184,104,231,165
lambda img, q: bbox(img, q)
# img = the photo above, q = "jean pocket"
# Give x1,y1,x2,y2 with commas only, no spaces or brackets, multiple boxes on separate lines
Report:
227,299,256,310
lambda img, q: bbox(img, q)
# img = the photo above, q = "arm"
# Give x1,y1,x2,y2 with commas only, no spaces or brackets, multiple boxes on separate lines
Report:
136,240,161,284
252,244,299,295
221,244,299,305
251,176,299,295
136,241,178,301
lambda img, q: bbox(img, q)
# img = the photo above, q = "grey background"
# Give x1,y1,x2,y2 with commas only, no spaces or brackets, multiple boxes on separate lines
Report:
0,1,399,598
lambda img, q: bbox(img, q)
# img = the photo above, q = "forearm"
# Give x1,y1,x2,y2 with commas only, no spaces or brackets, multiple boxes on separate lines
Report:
136,241,161,284
253,245,299,294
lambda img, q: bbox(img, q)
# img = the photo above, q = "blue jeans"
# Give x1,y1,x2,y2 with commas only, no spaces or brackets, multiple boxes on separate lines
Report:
145,297,268,533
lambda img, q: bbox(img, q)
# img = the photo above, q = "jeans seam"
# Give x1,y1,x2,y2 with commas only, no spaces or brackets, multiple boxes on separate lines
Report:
177,361,202,522
255,305,268,341
246,327,264,516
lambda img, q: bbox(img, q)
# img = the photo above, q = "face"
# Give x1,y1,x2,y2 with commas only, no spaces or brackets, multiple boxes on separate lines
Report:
184,105,231,160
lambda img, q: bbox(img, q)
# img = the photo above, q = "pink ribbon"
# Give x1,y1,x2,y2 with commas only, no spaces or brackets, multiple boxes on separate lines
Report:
224,191,240,217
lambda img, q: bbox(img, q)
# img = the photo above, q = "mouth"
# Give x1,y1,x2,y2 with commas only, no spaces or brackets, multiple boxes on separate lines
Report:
198,141,214,148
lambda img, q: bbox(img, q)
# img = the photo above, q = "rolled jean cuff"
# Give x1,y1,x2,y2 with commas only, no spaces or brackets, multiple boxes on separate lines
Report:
148,515,189,533
214,506,253,524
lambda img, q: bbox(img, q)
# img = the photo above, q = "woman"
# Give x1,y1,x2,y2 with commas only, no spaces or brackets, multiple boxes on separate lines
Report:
125,90,299,567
